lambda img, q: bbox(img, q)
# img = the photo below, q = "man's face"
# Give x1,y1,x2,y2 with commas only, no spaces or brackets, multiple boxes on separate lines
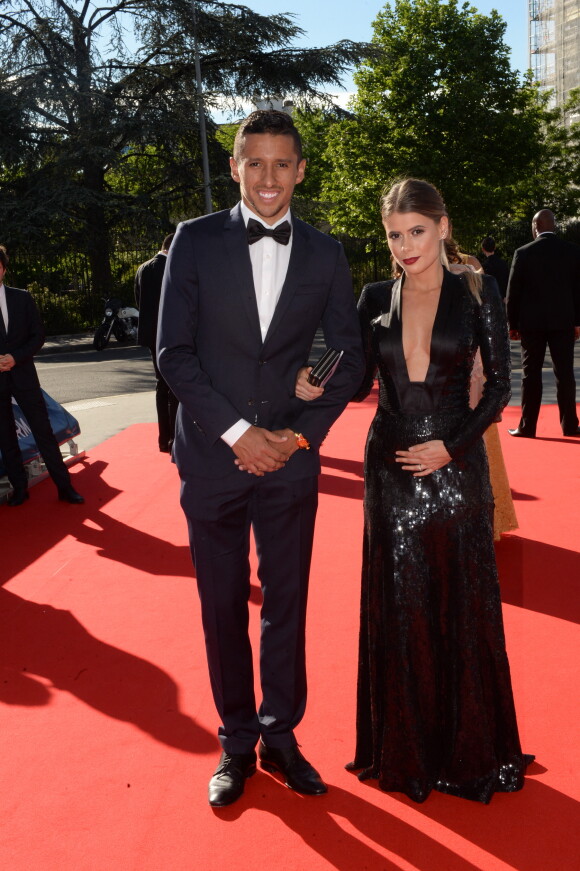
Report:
230,133,306,225
0,262,5,284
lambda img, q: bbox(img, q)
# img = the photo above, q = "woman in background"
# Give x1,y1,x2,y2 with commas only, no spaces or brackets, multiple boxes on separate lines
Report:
445,238,518,540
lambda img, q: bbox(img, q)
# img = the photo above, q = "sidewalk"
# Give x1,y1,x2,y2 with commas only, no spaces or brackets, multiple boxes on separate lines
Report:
37,332,95,356
63,390,157,453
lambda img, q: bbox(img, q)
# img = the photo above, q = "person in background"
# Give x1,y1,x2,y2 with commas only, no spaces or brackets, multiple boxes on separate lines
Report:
0,245,84,507
135,234,178,453
445,240,518,540
481,236,509,299
506,209,580,438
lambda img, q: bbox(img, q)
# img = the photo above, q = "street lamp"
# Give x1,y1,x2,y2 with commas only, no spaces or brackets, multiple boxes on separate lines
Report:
191,1,213,214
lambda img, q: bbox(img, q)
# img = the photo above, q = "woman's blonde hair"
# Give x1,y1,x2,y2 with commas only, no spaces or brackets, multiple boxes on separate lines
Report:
382,178,481,302
445,236,482,302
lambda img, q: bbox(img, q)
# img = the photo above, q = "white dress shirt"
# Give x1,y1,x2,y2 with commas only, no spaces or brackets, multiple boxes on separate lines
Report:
221,204,293,448
0,283,8,331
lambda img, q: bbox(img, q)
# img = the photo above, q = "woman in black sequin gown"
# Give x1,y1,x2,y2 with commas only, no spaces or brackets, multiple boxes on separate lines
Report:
297,179,532,803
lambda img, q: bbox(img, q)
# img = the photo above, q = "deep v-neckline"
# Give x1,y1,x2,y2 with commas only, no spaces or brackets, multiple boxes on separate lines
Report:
398,279,444,386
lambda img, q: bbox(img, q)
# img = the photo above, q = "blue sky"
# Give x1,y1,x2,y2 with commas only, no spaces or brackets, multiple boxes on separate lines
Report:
244,0,529,98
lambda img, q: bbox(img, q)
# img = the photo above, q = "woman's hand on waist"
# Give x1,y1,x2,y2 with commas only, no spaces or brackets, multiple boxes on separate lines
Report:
395,439,452,477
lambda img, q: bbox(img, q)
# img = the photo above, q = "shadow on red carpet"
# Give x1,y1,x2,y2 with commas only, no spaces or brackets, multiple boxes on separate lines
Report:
497,536,580,624
208,769,579,871
1,459,193,585
0,585,215,753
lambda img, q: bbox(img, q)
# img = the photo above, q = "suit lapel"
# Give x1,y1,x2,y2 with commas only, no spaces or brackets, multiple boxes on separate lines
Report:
223,204,263,345
263,217,312,349
0,287,11,338
377,277,403,378
426,269,465,406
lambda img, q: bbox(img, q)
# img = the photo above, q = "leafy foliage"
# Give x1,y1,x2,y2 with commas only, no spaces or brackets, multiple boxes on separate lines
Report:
320,0,563,243
509,88,580,222
292,104,353,226
0,1,373,293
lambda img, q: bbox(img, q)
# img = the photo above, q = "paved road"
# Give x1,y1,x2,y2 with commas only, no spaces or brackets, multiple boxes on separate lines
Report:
35,334,580,409
35,343,155,405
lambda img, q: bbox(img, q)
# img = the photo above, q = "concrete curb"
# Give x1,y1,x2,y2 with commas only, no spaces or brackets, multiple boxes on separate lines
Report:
37,333,95,356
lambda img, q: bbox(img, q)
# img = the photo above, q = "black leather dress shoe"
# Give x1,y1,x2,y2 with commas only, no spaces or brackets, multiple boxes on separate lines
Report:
208,751,257,807
258,740,328,795
563,427,580,437
7,489,30,507
508,429,535,439
58,486,85,504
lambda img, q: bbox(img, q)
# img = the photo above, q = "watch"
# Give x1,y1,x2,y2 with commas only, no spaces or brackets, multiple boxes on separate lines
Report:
294,432,310,450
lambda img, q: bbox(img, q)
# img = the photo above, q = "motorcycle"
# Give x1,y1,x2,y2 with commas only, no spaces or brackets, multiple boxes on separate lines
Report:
93,297,139,351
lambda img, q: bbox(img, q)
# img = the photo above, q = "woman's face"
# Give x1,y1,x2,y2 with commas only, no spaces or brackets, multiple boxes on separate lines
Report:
383,211,448,279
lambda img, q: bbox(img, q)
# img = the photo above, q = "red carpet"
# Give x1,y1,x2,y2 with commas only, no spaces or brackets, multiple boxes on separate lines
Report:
1,396,579,870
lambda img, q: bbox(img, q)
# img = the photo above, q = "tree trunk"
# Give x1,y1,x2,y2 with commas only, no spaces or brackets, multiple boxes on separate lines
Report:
82,162,114,299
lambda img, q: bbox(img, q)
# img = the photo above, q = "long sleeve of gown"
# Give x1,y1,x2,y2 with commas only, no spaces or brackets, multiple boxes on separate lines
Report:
352,282,391,402
445,277,511,459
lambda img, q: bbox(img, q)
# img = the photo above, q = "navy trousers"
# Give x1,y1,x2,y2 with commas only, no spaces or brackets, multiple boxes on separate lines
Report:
181,470,318,755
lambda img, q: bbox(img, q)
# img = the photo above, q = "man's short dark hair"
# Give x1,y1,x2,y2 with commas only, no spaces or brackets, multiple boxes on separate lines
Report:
162,233,175,252
481,236,496,253
233,110,303,162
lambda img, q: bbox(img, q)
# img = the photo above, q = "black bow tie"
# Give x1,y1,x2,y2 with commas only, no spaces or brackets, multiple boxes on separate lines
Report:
247,218,292,246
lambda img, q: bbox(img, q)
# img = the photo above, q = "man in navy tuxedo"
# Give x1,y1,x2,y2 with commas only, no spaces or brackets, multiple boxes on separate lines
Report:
0,246,84,507
158,110,363,806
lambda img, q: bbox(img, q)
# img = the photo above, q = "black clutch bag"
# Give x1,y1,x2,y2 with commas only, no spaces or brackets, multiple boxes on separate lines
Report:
307,348,344,387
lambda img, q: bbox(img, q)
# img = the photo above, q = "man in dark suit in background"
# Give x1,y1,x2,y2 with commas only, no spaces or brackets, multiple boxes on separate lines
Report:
0,246,84,506
506,209,580,438
134,233,178,452
481,236,509,299
158,111,363,807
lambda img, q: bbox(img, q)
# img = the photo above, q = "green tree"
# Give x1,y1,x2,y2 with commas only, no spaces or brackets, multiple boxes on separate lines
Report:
510,88,580,222
322,0,546,243
292,104,352,226
0,1,372,295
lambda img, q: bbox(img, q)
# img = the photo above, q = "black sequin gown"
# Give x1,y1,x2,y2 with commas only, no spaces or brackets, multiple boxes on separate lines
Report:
350,269,532,804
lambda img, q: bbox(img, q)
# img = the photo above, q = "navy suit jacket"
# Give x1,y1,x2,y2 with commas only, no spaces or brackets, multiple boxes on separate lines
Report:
157,204,364,480
0,286,45,390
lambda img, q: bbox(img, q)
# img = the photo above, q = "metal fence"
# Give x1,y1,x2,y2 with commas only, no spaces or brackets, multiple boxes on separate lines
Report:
7,244,158,335
6,221,579,335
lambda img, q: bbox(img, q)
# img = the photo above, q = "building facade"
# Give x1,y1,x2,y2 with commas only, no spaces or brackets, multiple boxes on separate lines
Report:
529,0,580,115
